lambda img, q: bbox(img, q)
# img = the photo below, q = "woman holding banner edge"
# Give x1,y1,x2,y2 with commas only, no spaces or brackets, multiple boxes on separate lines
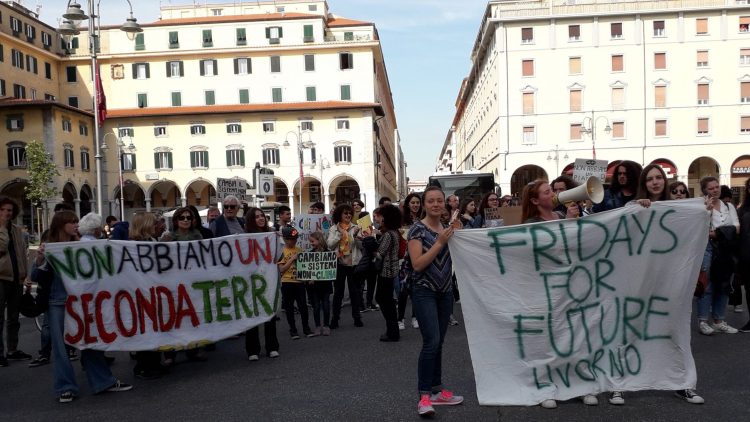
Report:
407,186,464,417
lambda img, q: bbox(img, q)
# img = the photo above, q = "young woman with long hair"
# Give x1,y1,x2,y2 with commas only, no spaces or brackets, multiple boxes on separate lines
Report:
521,180,578,224
374,204,403,342
634,164,669,207
326,204,364,329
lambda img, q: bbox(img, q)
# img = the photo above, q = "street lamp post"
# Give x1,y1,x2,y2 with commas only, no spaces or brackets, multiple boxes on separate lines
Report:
101,133,134,221
284,126,315,215
580,112,611,160
58,1,142,215
546,144,569,177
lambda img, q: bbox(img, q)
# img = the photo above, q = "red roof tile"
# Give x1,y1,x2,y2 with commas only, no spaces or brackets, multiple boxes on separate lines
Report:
0,98,94,116
327,17,372,27
106,101,384,118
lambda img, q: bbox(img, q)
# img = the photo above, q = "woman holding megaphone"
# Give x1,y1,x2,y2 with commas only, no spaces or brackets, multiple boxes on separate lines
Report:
521,180,579,224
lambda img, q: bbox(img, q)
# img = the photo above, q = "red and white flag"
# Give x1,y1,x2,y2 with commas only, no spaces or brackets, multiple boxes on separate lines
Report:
95,68,107,124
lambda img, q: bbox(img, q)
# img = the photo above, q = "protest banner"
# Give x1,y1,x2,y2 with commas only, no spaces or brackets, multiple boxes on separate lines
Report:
483,207,504,228
217,177,247,201
572,158,608,185
296,251,337,281
44,234,280,352
293,213,332,250
448,199,708,406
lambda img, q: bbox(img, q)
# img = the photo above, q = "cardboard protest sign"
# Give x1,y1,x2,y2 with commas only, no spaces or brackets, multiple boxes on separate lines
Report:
296,251,337,281
216,177,247,201
483,207,504,228
357,214,372,230
572,159,607,185
293,214,332,250
449,199,708,406
45,234,279,352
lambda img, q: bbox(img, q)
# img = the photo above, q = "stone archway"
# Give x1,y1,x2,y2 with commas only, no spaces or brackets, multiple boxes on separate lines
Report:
113,181,147,220
510,165,548,197
688,156,720,197
185,178,217,207
291,176,322,215
267,177,289,205
0,179,32,231
149,180,181,213
328,175,361,209
80,184,93,216
731,155,750,204
62,182,77,212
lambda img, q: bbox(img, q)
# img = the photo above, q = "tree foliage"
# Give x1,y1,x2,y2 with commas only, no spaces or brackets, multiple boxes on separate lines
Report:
24,140,59,206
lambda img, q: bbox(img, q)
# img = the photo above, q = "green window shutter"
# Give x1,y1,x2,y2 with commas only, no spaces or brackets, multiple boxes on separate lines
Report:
239,89,249,104
278,27,283,38
233,58,238,74
212,60,218,75
202,30,212,47
306,86,316,101
131,154,137,170
169,31,179,48
237,125,242,133
72,37,79,49
236,28,246,45
167,152,173,169
272,88,282,103
247,58,252,74
204,151,209,168
304,25,313,38
132,63,137,78
199,61,205,76
265,27,271,38
341,85,351,100
226,150,231,166
179,61,184,76
344,32,354,41
205,91,215,105
145,63,150,78
138,93,147,107
190,151,196,168
240,150,245,166
165,61,171,77
172,92,181,106
154,153,159,169
135,33,144,50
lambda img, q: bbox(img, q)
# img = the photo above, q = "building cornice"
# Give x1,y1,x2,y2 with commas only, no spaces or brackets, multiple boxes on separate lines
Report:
105,101,384,119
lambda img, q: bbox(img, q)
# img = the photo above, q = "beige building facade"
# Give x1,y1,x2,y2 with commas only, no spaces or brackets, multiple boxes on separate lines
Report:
448,0,750,200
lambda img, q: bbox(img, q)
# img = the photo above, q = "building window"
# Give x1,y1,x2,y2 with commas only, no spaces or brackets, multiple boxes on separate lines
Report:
81,149,90,171
522,126,536,145
239,89,250,104
654,52,666,70
521,27,533,44
655,119,667,137
200,59,218,76
24,23,36,41
205,90,215,105
45,62,52,79
272,88,283,103
263,121,276,133
696,18,708,35
653,20,665,37
611,54,623,72
137,93,148,108
697,83,709,105
306,86,317,101
227,123,242,134
68,97,79,108
202,29,213,47
234,58,251,74
300,120,314,131
266,26,283,44
611,22,623,39
63,144,74,168
7,142,26,167
118,127,134,138
655,85,667,108
121,153,136,171
569,57,581,75
340,85,351,100
133,62,150,79
6,115,24,131
742,116,750,133
339,52,354,70
226,148,245,167
568,25,580,41
303,24,314,43
334,145,352,163
79,123,88,136
154,151,173,170
10,17,20,35
12,84,26,99
11,49,24,70
305,54,315,71
0,80,4,97
190,124,206,135
741,48,750,64
697,118,709,135
570,124,582,140
611,87,624,110
44,94,56,101
263,147,280,165
522,92,534,114
62,120,72,132
612,121,625,139
740,16,750,32
742,81,750,102
169,31,179,48
344,32,354,41
171,91,181,107
66,66,77,82
167,61,184,77
42,31,52,48
569,89,582,112
521,59,534,77
154,125,167,137
135,33,145,50
697,50,709,67
236,28,247,46
337,119,350,130
270,56,281,73
211,8,222,16
190,150,209,168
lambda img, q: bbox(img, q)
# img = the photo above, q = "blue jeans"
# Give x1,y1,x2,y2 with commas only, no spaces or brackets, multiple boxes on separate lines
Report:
412,285,453,395
49,304,116,395
697,242,728,321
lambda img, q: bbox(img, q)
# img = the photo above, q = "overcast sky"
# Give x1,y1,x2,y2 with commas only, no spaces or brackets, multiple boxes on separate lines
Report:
36,0,488,183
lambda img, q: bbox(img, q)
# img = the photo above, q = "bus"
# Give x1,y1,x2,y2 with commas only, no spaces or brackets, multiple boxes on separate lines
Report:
428,172,497,203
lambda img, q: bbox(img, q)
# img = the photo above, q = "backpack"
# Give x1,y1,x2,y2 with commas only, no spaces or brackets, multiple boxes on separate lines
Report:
398,235,408,259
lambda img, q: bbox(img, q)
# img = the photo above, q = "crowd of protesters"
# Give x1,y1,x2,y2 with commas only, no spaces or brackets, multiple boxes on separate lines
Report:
0,163,747,415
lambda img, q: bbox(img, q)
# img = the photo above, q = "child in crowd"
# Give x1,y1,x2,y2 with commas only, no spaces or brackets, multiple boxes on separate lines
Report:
308,231,333,336
278,227,312,339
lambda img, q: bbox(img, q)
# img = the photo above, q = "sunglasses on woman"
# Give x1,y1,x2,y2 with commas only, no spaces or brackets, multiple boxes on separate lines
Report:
177,215,193,221
671,189,687,195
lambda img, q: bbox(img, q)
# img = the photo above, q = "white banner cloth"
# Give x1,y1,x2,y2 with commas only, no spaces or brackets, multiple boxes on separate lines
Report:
45,234,279,352
449,200,708,406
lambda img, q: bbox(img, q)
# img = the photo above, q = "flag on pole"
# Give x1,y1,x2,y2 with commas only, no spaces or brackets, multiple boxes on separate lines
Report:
96,69,107,124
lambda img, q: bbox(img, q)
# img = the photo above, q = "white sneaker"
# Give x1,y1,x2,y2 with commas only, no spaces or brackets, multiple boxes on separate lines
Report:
412,317,419,329
608,391,625,405
699,321,714,336
540,399,557,409
734,305,744,313
675,389,705,404
582,394,599,406
269,351,280,358
398,320,405,331
248,355,259,361
711,321,738,334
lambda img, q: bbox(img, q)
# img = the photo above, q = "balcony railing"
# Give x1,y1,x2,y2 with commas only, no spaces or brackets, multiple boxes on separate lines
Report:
324,34,372,42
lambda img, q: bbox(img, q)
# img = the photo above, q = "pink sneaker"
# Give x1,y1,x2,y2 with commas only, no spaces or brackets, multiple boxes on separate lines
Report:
430,389,464,406
418,394,435,416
